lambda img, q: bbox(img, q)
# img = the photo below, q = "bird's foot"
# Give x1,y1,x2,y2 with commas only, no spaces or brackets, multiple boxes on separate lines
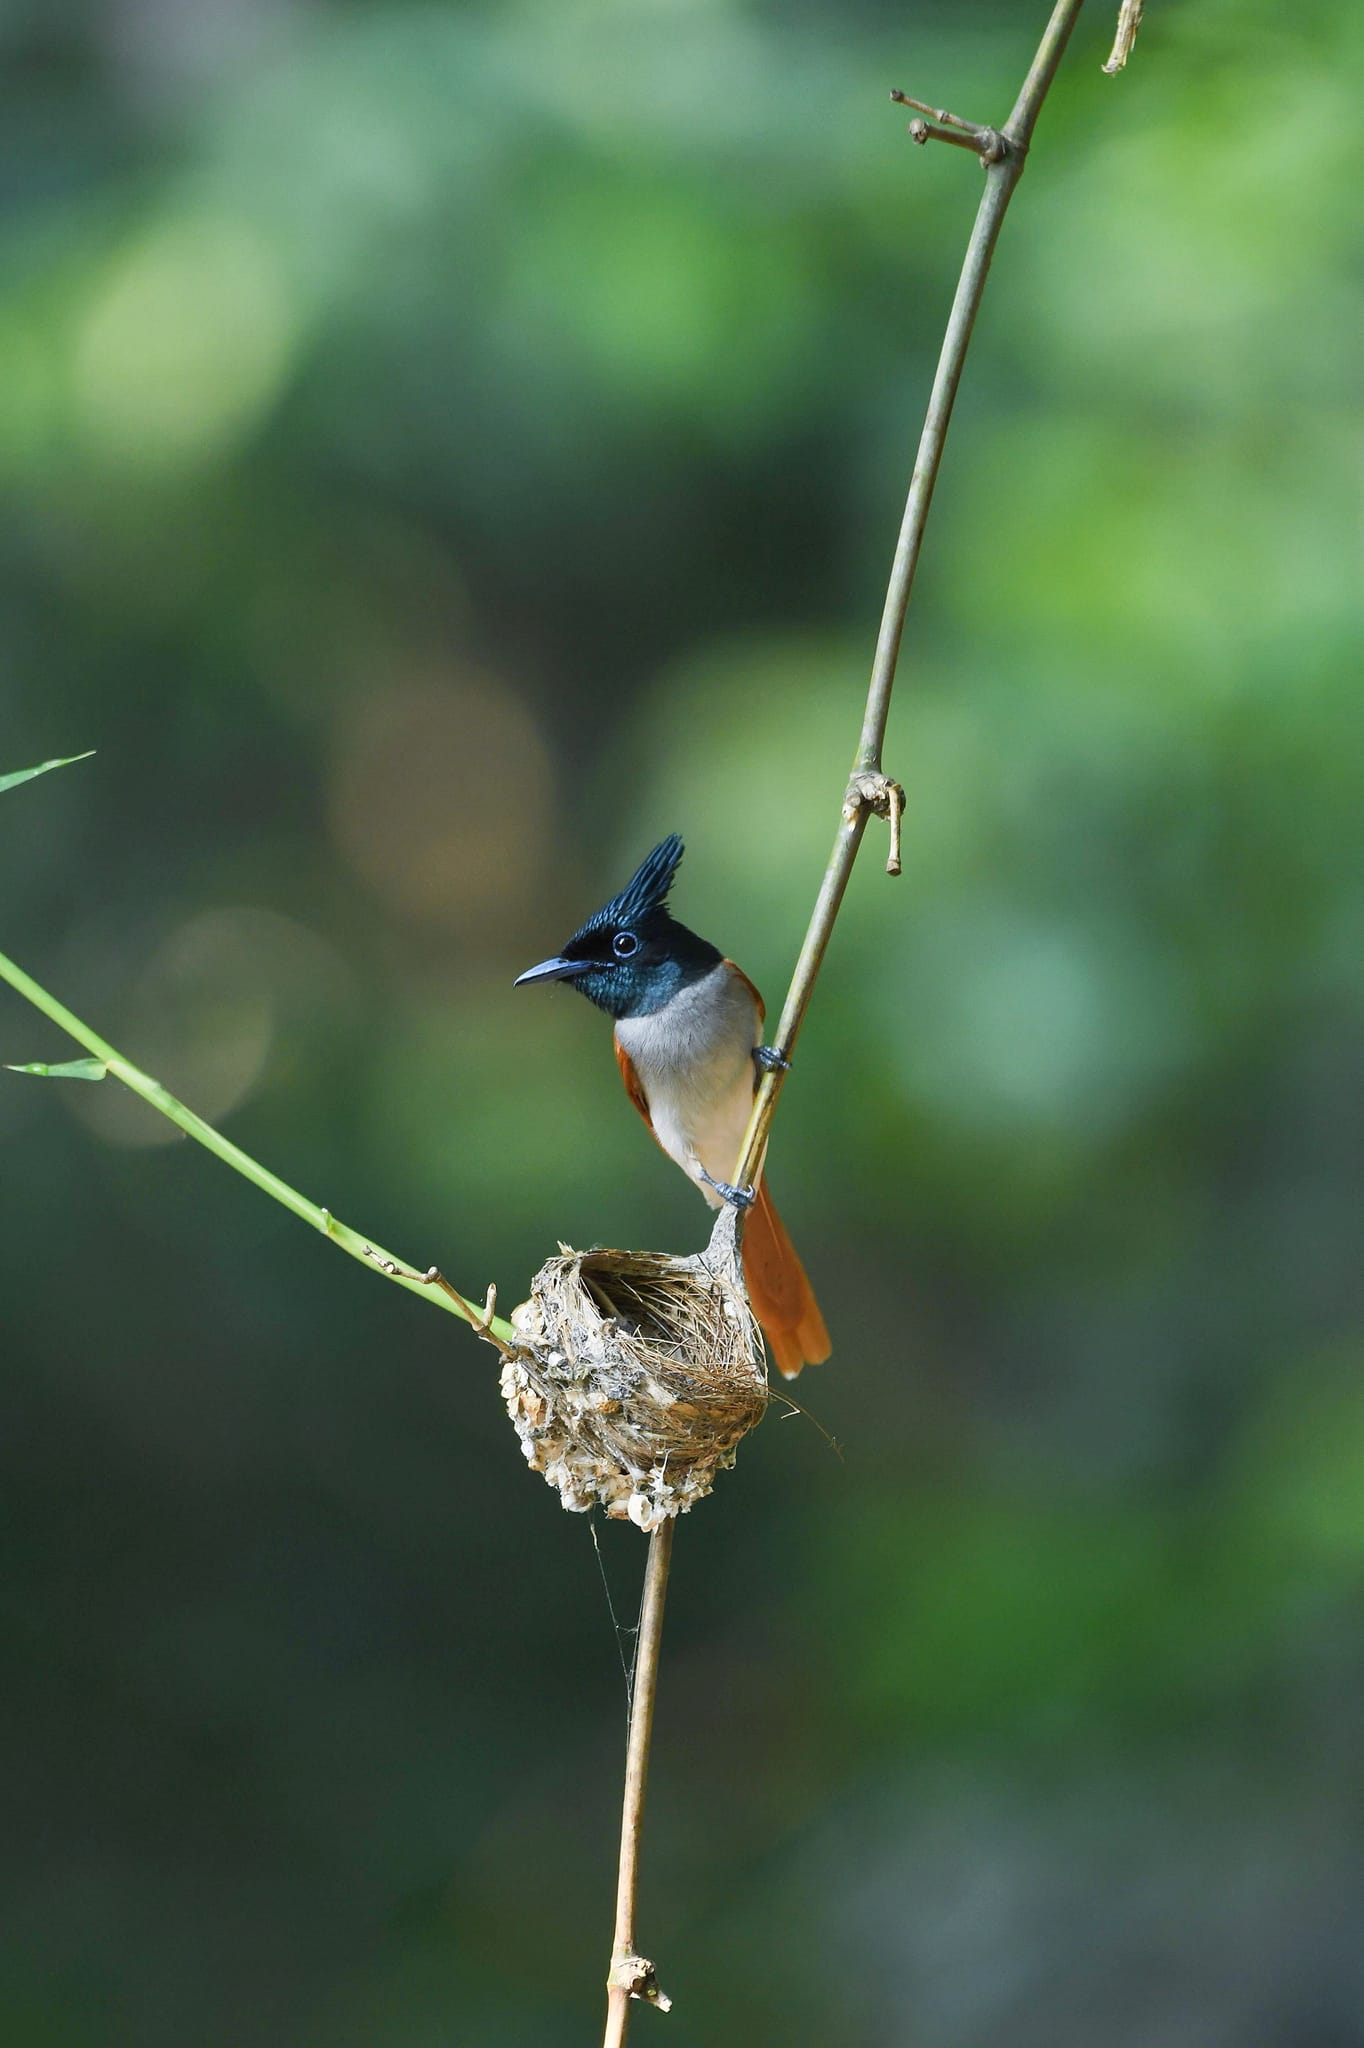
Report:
699,1168,756,1210
753,1044,791,1075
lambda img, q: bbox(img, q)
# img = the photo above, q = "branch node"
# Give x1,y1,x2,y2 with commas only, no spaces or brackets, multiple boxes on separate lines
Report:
362,1250,514,1356
891,88,1007,163
608,1954,673,2015
844,770,907,875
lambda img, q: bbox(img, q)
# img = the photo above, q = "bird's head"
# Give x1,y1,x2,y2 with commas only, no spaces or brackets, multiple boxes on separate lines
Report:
515,834,721,1020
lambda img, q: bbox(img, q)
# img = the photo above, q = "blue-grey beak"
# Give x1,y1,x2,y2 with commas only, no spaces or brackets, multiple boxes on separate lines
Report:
514,955,586,988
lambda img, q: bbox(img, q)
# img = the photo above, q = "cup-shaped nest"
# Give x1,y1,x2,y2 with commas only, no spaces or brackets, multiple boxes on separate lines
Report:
501,1208,767,1530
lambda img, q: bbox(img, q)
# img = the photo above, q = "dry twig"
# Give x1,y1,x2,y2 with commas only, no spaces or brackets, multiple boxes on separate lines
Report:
1103,0,1145,74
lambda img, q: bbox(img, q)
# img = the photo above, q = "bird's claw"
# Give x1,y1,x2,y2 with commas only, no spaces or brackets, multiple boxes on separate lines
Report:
700,1168,757,1210
753,1044,791,1074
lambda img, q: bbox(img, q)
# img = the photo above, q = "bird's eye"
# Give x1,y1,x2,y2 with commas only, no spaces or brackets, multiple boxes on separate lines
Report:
612,931,640,959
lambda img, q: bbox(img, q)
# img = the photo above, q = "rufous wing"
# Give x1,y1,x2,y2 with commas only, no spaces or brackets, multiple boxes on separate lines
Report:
614,1034,654,1129
723,959,766,1028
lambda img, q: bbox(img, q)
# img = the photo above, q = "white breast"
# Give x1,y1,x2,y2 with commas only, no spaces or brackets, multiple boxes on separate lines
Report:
616,964,761,1204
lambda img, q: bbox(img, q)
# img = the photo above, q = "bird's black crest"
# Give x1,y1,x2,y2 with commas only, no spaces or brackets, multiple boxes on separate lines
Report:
593,834,684,931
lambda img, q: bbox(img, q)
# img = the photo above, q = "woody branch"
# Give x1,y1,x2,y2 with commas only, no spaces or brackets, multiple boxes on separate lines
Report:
731,0,1092,1198
603,5,1108,2042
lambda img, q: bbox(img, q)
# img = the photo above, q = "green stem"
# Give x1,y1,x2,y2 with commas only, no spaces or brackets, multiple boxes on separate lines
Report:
0,943,514,1346
733,0,1089,1192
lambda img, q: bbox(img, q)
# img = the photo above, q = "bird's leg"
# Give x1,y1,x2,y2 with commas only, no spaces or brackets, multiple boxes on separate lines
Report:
698,1166,756,1210
753,1044,790,1075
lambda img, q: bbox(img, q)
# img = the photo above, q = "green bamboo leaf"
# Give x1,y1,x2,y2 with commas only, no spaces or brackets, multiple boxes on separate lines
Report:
0,751,96,796
0,940,511,1343
5,1057,109,1080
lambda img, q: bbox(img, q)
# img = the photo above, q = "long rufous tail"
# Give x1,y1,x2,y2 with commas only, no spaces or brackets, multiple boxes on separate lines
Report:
743,1181,830,1379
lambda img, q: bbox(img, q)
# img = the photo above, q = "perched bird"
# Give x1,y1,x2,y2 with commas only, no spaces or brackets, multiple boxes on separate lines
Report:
515,835,830,1377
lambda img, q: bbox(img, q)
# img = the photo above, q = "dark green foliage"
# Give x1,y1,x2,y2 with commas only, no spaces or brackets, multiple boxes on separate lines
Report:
0,2,1361,2044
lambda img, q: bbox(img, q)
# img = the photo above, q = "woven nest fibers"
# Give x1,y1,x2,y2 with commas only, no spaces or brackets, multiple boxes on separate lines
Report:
501,1209,767,1529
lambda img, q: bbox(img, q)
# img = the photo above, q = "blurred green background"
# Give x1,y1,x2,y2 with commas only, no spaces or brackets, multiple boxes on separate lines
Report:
2,0,1361,2041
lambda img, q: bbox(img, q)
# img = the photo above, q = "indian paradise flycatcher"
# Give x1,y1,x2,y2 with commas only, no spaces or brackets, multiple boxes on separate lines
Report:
516,835,830,1377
